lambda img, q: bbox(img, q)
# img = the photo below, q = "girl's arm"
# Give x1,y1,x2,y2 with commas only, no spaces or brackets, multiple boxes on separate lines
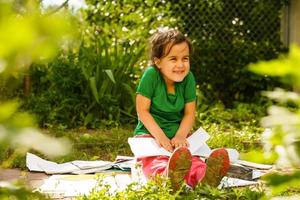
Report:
136,94,174,152
171,101,196,148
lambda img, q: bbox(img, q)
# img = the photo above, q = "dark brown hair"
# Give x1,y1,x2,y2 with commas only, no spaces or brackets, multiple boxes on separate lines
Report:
149,28,192,65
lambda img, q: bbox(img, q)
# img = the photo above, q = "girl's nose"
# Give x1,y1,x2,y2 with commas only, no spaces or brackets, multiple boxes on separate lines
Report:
178,62,184,68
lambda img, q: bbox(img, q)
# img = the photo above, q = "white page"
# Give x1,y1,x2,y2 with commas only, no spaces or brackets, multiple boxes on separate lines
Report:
225,148,239,163
187,127,210,153
26,152,80,174
252,169,266,179
128,137,171,157
236,160,273,170
71,165,113,175
71,160,113,170
26,152,59,172
37,175,98,197
115,155,135,161
192,143,212,157
37,174,133,197
218,176,258,188
40,162,80,174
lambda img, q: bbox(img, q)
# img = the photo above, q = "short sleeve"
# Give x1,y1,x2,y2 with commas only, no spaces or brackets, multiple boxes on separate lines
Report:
136,66,158,99
184,71,196,103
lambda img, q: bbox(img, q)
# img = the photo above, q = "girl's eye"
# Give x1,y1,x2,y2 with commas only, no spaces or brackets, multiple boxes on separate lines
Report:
183,57,189,61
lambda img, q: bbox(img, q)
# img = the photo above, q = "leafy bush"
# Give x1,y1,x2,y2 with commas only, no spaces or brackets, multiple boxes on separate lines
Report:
195,100,268,152
23,0,177,128
23,53,88,128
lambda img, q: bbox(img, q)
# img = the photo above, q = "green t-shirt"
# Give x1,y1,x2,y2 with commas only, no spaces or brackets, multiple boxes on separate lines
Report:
134,66,196,138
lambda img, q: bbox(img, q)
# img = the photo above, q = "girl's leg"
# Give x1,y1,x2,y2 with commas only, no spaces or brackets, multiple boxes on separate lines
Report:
135,134,170,178
135,134,193,191
137,147,193,192
137,155,169,178
185,156,207,188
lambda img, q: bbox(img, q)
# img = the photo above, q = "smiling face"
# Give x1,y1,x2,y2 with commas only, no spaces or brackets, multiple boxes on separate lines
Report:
154,42,190,86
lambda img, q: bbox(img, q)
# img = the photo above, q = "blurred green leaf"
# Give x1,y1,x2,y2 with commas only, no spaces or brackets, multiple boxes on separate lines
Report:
249,44,300,88
264,171,300,195
0,1,75,76
0,101,19,122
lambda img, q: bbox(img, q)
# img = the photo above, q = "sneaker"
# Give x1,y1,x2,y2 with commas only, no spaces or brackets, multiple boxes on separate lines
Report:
166,147,192,192
201,148,230,187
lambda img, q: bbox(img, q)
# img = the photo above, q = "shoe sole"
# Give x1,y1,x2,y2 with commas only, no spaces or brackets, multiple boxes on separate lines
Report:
202,148,230,187
167,147,192,192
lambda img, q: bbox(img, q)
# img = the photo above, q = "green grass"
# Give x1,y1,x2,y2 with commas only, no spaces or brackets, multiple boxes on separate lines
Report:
0,126,134,169
46,127,134,163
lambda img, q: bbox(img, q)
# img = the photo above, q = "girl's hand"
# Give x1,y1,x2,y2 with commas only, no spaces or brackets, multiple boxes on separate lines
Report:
156,136,173,152
171,135,189,149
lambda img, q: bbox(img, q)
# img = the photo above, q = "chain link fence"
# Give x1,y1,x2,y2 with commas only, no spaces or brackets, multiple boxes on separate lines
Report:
169,0,289,105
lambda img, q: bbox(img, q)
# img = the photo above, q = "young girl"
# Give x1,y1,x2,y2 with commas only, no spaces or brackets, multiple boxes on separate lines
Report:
134,29,229,191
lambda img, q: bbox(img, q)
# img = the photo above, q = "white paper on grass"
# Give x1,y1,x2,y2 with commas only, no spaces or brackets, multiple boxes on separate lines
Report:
36,175,98,197
252,169,266,179
71,160,112,170
26,153,115,174
26,152,53,172
236,160,273,170
37,174,133,197
26,153,79,174
128,127,210,157
37,174,258,197
218,176,258,189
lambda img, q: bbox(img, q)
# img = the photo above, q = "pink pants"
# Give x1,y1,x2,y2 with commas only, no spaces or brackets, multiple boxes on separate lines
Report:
136,134,207,188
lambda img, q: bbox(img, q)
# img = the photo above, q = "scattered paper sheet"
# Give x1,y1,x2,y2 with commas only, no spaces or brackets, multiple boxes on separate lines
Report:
26,152,134,175
26,153,79,174
37,172,259,197
26,153,116,174
252,169,266,179
236,160,273,170
36,174,133,197
71,160,112,169
219,177,258,189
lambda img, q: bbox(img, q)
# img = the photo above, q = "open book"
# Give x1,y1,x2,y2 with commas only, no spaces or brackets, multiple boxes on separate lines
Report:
128,127,243,164
128,127,210,157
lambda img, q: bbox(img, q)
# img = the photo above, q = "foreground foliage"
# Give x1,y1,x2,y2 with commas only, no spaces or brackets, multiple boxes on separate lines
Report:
250,44,300,199
78,176,264,200
0,1,75,199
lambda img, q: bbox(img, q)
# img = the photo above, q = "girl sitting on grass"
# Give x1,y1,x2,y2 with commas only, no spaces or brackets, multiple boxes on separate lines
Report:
134,28,230,191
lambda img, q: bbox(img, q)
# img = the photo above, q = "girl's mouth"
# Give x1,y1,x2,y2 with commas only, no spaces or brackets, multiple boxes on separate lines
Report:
173,70,185,74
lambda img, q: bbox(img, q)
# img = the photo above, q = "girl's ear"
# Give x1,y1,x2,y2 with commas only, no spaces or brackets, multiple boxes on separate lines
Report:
154,57,161,69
